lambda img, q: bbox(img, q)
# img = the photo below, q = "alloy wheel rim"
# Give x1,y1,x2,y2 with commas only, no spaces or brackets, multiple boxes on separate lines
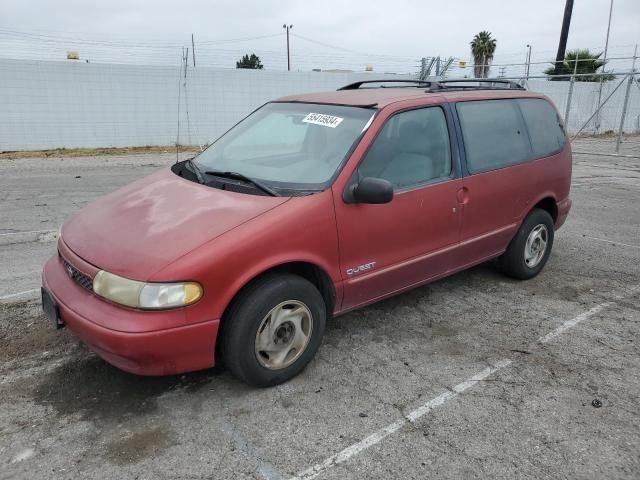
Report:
524,224,548,268
255,300,313,370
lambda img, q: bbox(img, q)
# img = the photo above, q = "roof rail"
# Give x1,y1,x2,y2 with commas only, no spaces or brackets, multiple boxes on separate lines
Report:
337,79,439,91
437,78,525,90
337,78,526,92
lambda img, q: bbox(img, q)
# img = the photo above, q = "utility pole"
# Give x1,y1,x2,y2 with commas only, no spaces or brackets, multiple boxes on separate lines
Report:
615,44,637,153
602,0,614,73
525,44,532,79
595,0,614,132
553,0,574,77
564,50,580,127
191,33,196,67
282,24,293,71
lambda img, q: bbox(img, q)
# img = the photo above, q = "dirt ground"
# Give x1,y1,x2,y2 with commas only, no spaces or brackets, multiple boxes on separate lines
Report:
0,145,201,161
0,140,639,479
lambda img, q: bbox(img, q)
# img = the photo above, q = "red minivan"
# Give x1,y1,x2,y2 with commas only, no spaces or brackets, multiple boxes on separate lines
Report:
42,79,572,386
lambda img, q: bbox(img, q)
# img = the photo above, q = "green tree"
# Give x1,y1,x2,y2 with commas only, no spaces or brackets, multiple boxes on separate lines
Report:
544,49,614,81
470,31,497,78
236,53,264,69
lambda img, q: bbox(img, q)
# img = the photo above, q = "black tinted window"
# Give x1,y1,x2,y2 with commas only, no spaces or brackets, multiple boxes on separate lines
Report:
457,99,531,174
358,107,451,190
518,99,566,158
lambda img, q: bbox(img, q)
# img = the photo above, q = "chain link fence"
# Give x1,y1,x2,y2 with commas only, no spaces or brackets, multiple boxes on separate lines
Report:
440,51,640,158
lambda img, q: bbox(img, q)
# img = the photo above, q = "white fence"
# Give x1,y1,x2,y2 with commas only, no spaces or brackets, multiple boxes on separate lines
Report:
0,58,638,151
0,59,412,151
529,74,640,136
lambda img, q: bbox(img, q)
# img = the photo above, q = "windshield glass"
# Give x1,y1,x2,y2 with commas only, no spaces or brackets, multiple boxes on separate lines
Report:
194,102,375,190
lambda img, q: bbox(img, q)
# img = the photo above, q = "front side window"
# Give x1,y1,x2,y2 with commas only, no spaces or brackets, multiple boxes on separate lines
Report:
357,107,452,190
194,102,375,190
457,99,531,174
517,98,566,158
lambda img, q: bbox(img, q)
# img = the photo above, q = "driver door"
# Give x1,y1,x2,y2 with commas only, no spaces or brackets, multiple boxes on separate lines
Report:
332,105,462,311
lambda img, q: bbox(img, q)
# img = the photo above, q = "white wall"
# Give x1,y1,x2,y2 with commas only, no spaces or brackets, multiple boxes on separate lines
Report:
0,59,411,151
1,58,638,151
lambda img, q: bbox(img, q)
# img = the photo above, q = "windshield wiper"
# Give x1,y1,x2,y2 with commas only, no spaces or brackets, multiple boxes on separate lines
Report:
184,158,206,184
204,170,278,197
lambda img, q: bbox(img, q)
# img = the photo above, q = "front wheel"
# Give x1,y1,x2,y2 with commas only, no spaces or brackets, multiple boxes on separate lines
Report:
221,274,326,387
499,208,555,280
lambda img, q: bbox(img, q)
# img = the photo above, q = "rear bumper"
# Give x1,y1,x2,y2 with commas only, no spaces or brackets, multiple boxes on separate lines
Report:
555,197,572,230
42,254,219,376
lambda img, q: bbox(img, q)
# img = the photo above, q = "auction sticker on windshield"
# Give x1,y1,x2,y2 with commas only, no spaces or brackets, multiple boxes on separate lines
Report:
303,113,344,128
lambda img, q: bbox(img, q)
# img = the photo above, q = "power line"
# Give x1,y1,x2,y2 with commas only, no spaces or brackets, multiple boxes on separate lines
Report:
0,28,283,48
290,32,418,60
197,33,283,45
2,27,635,74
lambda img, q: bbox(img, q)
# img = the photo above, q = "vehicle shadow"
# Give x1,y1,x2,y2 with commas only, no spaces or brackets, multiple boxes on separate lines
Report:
26,261,511,423
31,353,226,424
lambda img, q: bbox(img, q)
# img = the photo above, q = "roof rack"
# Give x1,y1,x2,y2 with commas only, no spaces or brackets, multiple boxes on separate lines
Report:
337,78,525,92
437,79,525,90
337,79,438,90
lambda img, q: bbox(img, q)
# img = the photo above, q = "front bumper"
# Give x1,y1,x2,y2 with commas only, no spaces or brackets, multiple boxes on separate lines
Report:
42,253,219,376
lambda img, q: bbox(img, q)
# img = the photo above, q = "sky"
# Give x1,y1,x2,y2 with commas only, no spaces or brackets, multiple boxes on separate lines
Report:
1,0,638,75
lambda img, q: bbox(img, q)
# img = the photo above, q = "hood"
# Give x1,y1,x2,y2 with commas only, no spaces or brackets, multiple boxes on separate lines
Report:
62,169,289,280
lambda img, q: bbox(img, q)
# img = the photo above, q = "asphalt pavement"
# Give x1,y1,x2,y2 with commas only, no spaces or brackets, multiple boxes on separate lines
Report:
1,142,639,479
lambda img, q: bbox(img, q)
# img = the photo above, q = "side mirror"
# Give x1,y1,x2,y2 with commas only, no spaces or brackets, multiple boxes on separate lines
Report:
352,177,394,204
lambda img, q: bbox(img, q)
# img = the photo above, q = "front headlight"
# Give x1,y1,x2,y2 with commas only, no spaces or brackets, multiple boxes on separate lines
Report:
93,270,202,309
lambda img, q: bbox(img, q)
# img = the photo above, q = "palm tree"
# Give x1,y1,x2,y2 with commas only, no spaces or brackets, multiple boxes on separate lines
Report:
470,31,497,78
544,49,614,81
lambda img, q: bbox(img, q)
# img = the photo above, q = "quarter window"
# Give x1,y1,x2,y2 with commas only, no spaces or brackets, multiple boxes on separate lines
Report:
517,99,566,158
457,99,531,174
358,107,451,190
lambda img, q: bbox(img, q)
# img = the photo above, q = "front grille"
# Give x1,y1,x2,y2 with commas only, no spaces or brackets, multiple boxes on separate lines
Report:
61,256,94,291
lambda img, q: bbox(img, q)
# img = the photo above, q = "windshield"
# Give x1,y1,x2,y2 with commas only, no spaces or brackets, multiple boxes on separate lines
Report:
193,102,375,190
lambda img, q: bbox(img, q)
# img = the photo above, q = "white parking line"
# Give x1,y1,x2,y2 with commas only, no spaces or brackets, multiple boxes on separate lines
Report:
0,288,40,302
0,229,57,246
289,287,638,480
0,229,53,237
291,359,513,480
537,301,612,344
583,235,640,250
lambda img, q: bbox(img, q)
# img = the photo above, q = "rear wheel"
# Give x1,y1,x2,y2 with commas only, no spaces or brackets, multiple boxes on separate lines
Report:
499,208,554,280
221,274,326,387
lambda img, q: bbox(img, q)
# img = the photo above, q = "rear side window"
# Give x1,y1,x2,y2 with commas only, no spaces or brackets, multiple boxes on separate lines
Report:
517,99,566,158
358,107,451,190
457,99,530,174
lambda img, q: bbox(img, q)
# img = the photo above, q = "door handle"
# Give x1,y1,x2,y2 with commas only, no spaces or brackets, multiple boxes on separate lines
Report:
456,187,470,204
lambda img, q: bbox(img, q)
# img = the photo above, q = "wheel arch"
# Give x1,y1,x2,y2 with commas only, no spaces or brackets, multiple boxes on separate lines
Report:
530,195,558,223
215,260,337,361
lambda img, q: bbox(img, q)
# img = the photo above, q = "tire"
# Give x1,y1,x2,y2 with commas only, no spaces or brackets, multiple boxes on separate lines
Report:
220,273,326,387
498,208,555,280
